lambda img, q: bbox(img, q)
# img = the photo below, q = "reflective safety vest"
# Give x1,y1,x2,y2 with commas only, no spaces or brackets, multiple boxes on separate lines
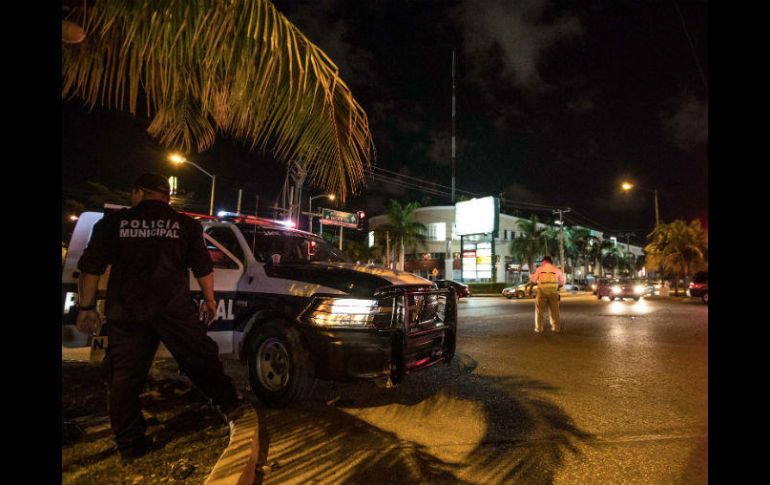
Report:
538,270,559,294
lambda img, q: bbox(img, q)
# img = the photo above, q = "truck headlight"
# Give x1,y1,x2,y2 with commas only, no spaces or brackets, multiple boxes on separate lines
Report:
611,286,622,294
634,285,644,294
305,298,392,328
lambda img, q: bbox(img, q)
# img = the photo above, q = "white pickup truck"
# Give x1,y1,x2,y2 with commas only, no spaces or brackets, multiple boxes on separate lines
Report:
62,209,457,407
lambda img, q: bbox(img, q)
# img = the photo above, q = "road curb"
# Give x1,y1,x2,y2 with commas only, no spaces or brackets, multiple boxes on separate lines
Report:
205,408,263,485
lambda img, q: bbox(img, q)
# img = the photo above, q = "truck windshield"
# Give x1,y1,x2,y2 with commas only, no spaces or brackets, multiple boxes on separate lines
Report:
238,225,351,264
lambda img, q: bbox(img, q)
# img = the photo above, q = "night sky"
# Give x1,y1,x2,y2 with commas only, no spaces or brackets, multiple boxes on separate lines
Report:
62,0,708,245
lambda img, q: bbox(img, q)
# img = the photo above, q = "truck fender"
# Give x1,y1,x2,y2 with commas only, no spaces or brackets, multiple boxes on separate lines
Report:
238,309,297,363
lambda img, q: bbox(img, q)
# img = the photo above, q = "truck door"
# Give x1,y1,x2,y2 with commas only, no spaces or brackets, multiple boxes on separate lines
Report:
62,211,109,347
200,224,248,354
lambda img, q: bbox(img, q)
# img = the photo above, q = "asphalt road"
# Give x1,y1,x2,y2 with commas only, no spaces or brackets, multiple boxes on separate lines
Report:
224,295,708,485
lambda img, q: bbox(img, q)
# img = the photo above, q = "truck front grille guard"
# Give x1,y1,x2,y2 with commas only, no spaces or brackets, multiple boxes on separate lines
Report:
379,286,456,383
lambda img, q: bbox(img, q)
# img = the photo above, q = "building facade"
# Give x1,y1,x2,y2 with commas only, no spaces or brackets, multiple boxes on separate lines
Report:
368,205,645,283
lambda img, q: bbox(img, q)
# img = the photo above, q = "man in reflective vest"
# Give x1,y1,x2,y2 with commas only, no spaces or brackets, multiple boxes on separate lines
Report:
530,256,566,333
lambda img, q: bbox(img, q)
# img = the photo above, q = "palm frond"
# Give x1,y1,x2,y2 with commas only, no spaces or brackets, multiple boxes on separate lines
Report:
62,0,374,201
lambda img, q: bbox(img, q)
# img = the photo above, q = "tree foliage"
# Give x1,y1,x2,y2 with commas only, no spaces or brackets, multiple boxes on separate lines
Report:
62,0,374,201
510,215,547,273
375,201,427,270
644,219,707,289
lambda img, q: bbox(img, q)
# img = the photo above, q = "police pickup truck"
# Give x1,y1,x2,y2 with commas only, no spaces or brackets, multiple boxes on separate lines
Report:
62,209,457,407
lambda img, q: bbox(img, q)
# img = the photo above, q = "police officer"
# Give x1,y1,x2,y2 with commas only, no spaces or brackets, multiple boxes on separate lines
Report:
529,255,566,333
75,173,244,460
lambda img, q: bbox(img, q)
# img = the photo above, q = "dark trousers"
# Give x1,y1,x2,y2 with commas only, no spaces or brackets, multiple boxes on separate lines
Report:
104,313,238,452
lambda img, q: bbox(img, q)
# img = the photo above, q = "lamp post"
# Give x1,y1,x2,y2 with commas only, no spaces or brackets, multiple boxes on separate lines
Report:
621,181,660,228
308,193,335,233
169,153,216,216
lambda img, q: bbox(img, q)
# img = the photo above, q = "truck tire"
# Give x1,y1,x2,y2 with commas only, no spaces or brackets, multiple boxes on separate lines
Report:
516,291,525,299
247,320,315,408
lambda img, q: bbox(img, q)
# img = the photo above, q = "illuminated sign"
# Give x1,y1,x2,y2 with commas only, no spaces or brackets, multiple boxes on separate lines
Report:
320,209,359,228
462,249,477,280
476,242,492,279
455,197,499,236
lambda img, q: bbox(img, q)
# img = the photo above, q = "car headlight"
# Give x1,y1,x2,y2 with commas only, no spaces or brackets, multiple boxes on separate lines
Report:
634,285,644,294
611,286,622,294
305,298,392,328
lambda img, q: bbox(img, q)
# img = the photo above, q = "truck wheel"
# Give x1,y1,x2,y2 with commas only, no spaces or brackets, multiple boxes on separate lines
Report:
702,292,708,304
247,320,315,408
516,291,525,299
597,294,602,300
505,294,513,299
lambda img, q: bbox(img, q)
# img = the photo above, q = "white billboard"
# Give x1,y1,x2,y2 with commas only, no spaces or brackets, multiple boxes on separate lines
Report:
455,196,499,236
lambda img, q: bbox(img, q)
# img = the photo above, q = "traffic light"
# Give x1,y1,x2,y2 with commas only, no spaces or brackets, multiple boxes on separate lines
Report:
357,210,366,229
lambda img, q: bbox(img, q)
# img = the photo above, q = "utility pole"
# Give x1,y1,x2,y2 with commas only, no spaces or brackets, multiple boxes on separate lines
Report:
552,208,571,274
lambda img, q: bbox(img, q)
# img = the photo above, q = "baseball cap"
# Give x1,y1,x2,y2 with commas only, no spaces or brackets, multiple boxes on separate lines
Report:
133,173,171,196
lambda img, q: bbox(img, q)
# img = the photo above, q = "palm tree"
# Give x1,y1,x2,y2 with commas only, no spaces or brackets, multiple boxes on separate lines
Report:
559,225,575,274
510,216,547,276
645,219,707,294
571,228,591,283
543,227,560,261
590,238,615,277
602,244,623,277
375,201,427,271
62,0,374,201
346,240,381,265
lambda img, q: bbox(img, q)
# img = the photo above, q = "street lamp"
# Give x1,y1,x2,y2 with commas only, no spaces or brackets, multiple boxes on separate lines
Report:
621,181,660,228
308,193,335,232
169,152,216,216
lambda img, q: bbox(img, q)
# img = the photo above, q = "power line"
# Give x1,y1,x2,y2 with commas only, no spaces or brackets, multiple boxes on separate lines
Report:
369,166,565,212
368,166,481,197
672,0,707,94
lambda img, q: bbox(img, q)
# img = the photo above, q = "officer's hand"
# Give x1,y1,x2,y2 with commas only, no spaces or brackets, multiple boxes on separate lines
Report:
201,299,218,326
76,310,101,335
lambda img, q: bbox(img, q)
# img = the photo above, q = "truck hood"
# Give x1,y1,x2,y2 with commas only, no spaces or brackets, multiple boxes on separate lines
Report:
265,261,432,297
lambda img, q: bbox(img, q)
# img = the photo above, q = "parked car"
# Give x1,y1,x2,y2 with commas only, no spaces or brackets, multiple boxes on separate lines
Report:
687,271,708,303
563,282,584,291
502,281,560,301
591,278,612,295
503,281,536,299
596,278,646,301
435,279,471,299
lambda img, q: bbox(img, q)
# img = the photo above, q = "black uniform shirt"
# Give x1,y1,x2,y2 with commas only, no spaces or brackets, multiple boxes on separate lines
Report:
78,200,213,321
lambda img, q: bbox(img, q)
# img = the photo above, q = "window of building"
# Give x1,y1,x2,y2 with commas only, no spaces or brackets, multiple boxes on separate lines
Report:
427,222,446,241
